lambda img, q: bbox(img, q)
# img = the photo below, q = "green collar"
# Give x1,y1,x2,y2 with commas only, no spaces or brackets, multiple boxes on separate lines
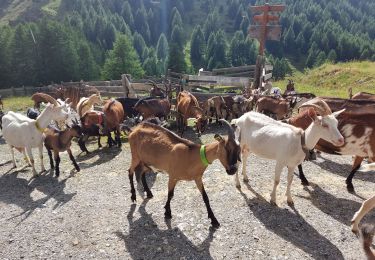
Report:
35,120,46,133
200,145,211,167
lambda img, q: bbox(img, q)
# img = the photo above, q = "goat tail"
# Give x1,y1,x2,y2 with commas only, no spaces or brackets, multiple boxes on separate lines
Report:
360,224,375,260
359,163,375,172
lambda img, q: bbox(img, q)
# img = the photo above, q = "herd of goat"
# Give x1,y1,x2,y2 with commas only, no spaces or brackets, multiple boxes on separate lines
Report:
0,83,375,258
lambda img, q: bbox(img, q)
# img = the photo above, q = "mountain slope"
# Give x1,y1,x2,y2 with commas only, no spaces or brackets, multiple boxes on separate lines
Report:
275,61,375,98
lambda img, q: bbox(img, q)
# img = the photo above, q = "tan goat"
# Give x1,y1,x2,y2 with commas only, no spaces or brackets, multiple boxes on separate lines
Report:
127,119,241,228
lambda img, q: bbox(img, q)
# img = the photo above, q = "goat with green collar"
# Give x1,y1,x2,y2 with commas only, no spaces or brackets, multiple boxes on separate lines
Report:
1,94,70,177
127,119,241,228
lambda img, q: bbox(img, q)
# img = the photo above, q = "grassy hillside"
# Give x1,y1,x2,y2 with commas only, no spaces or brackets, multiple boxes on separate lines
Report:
275,61,375,98
0,0,58,24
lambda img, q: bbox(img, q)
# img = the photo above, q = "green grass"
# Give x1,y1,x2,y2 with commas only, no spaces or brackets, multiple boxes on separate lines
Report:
274,61,375,98
41,0,61,16
2,96,33,112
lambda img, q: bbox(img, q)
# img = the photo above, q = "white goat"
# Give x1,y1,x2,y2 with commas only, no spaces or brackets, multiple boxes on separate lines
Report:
2,94,69,176
232,98,345,205
351,163,375,235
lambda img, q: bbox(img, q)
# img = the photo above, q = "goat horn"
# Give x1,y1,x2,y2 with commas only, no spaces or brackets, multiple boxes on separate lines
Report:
298,98,332,116
219,119,235,140
35,93,58,106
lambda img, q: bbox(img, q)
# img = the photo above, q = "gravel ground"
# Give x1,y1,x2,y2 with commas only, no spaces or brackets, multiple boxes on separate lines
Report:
0,124,374,260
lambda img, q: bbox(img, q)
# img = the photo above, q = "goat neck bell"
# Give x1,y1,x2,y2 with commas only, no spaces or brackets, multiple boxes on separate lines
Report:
200,145,211,167
35,119,46,133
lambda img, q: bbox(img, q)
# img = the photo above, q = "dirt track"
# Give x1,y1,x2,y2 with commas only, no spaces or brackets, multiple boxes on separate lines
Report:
0,125,374,259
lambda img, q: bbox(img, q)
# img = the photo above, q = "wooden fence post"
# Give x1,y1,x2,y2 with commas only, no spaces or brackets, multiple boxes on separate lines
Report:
253,55,265,89
122,74,130,97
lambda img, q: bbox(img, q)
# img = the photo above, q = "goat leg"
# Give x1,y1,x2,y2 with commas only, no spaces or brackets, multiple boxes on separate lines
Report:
38,145,46,172
141,172,153,198
164,179,177,219
9,145,16,169
107,133,113,147
67,148,80,172
78,136,90,154
26,147,38,177
54,152,60,177
346,156,364,193
115,129,121,148
298,164,309,186
46,148,54,171
351,196,375,234
195,178,220,228
128,169,136,202
98,136,102,148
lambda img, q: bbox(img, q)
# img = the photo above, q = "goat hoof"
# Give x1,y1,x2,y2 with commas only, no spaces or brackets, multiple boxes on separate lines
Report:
211,220,220,228
146,192,153,199
270,200,277,206
301,180,309,186
164,211,172,219
243,178,249,183
287,200,294,207
131,194,136,202
76,166,80,172
236,184,241,189
346,184,355,193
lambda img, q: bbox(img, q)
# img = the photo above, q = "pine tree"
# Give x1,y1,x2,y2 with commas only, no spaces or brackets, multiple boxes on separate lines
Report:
77,41,100,80
10,24,39,86
102,34,144,79
143,48,160,76
0,25,13,88
240,16,250,36
156,33,169,62
203,11,219,41
133,32,147,62
315,51,327,67
229,31,245,66
167,43,187,73
327,49,337,63
121,1,134,29
190,25,206,71
170,25,184,48
134,7,150,43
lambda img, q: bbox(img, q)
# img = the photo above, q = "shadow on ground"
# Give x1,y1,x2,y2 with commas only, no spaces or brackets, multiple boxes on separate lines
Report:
311,154,375,184
0,169,76,222
239,183,344,259
298,183,375,226
115,201,216,260
76,146,121,169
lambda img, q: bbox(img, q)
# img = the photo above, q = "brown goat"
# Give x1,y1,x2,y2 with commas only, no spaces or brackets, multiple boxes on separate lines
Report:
319,97,375,113
149,84,165,98
128,120,241,228
256,96,296,120
134,98,171,120
352,92,375,100
82,99,124,147
287,108,375,192
44,122,82,177
177,91,207,136
206,96,227,123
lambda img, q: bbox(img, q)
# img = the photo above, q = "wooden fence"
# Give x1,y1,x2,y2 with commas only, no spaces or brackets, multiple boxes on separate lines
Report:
0,64,273,99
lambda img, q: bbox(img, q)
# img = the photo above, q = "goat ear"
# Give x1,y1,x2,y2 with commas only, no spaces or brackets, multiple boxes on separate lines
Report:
307,108,318,121
333,108,345,118
214,134,224,142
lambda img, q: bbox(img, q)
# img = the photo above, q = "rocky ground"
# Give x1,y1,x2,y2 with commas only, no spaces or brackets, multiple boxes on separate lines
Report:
0,125,374,260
